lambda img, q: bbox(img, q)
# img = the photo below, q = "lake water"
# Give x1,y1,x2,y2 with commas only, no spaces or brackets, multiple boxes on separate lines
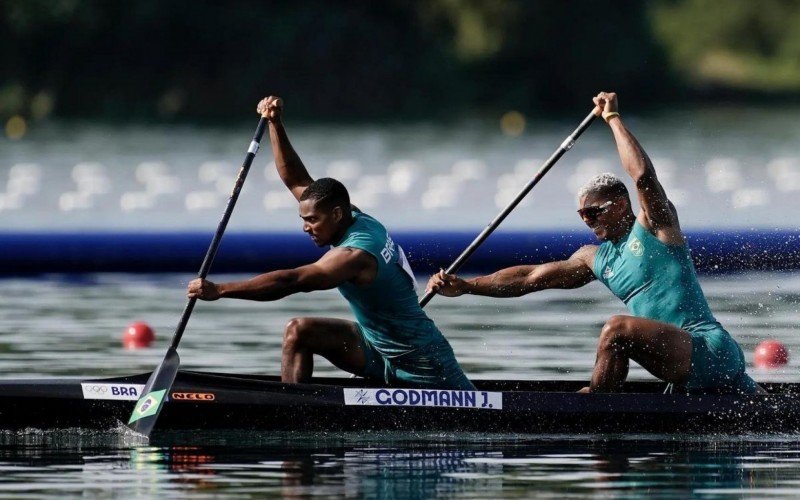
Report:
4,431,800,498
0,272,797,497
1,108,799,496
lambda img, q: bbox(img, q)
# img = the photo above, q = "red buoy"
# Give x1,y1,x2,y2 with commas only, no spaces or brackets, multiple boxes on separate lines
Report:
123,321,155,349
754,339,789,368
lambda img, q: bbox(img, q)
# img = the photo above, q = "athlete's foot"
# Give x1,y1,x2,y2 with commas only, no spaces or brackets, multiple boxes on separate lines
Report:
578,386,591,394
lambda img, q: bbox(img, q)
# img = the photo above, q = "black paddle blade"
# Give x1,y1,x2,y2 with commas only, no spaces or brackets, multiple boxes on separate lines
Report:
126,347,180,436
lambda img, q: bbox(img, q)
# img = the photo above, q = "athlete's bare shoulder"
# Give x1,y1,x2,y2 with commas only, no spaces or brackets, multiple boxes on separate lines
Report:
571,244,599,268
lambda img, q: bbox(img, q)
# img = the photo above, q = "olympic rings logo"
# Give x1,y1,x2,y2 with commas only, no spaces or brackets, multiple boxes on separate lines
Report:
84,385,109,393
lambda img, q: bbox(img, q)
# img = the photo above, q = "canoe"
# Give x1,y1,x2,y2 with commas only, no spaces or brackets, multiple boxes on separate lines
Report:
0,370,796,434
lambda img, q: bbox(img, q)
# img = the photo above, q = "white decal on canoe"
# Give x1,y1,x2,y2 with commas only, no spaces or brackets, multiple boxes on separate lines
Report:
81,383,146,401
343,388,502,410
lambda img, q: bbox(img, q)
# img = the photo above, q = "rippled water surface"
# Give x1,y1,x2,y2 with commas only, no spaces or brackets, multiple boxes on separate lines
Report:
4,431,800,498
0,272,796,381
0,272,798,497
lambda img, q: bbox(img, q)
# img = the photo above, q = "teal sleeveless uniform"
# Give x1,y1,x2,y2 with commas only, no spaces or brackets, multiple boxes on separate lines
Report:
592,221,757,393
333,210,474,390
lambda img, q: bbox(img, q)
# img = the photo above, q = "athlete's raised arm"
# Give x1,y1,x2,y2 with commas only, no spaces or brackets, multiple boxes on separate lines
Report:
257,96,313,201
593,92,683,245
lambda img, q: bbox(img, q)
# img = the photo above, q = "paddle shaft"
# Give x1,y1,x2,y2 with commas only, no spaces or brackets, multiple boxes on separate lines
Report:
418,109,599,308
169,117,268,349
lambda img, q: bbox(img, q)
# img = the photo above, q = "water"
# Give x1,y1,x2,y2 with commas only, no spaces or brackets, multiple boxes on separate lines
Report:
3,431,800,498
0,273,795,381
0,272,798,496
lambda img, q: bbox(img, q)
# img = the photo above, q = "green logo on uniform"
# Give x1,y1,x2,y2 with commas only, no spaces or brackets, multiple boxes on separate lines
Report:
628,236,644,257
127,389,166,424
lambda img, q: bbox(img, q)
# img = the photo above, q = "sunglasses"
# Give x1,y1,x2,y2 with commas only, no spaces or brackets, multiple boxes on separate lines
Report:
577,200,614,219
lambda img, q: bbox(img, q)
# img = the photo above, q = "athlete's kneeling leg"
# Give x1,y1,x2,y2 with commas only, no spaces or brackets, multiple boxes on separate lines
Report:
281,317,369,383
590,315,693,392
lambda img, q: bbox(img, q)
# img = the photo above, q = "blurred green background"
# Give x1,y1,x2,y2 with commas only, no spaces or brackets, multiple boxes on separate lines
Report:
3,0,800,125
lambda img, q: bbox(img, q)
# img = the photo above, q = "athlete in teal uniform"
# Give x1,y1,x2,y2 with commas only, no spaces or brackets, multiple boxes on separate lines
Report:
334,209,472,388
593,220,756,392
427,91,761,394
188,96,473,391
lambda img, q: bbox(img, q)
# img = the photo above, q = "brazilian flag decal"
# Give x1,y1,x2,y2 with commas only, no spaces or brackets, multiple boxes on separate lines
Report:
128,389,166,424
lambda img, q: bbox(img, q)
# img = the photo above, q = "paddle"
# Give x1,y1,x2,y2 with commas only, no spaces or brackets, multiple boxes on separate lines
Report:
127,117,268,437
419,108,600,308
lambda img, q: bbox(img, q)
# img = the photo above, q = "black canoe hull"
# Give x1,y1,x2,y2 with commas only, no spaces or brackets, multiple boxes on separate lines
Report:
1,370,798,434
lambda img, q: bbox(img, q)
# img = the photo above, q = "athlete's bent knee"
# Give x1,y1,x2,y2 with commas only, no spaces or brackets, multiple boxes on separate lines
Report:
283,317,312,349
598,315,634,354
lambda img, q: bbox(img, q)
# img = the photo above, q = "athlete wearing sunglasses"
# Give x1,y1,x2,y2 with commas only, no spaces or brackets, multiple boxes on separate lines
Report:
429,91,762,396
577,200,613,220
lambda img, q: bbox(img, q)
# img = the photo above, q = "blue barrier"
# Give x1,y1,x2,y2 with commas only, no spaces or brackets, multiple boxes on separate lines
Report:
2,230,800,275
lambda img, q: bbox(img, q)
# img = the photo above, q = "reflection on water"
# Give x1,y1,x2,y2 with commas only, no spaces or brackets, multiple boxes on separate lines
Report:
2,431,800,497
